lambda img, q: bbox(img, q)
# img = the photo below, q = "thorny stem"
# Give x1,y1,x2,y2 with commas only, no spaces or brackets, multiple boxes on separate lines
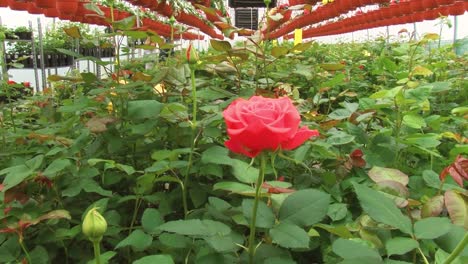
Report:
247,153,266,264
443,232,468,264
128,197,141,235
182,67,198,218
19,240,32,264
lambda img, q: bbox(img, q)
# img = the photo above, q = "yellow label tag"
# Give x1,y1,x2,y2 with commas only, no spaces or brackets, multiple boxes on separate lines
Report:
294,29,302,46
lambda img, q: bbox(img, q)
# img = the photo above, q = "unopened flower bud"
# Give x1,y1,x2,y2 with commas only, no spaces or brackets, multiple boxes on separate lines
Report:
169,16,176,26
186,43,199,65
82,208,107,242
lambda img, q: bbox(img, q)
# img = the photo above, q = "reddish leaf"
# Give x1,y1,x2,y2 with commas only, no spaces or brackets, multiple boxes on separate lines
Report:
261,182,295,194
444,190,467,228
421,195,444,218
440,155,468,187
350,149,366,168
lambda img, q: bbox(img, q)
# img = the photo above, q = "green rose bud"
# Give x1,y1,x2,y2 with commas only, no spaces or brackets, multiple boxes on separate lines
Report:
82,208,107,242
264,0,271,6
169,16,176,26
186,43,199,65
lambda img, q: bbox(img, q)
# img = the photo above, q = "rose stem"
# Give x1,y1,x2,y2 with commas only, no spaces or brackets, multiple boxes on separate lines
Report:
248,153,267,264
443,232,468,264
182,67,198,218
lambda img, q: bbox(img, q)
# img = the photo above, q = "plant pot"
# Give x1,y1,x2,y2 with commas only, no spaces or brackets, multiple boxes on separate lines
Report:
15,31,32,40
448,1,465,16
58,12,74,21
422,1,438,10
56,0,79,16
436,0,455,6
44,7,60,18
34,0,55,9
437,6,450,16
27,3,43,15
8,0,29,11
410,1,424,13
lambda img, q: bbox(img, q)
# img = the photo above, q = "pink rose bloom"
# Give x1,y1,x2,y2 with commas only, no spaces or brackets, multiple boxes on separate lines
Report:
223,96,319,157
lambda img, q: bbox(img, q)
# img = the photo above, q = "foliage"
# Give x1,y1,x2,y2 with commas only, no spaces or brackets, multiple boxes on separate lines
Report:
0,29,467,264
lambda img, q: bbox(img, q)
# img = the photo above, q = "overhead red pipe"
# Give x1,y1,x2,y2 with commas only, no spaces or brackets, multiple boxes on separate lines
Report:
126,0,223,39
266,0,390,40
289,0,466,39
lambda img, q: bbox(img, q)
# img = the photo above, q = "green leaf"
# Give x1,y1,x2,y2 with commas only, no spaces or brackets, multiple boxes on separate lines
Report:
411,66,433,77
87,251,116,264
201,146,233,166
270,222,310,249
279,189,330,227
314,223,354,238
133,255,174,264
30,246,49,264
26,154,44,170
368,167,409,186
113,15,136,31
326,131,355,145
385,237,419,256
320,63,346,71
159,233,191,249
43,159,71,178
0,164,33,191
291,42,313,52
271,46,289,58
210,39,232,52
265,257,297,264
352,183,412,235
115,230,152,252
81,72,98,84
444,190,468,229
213,181,255,195
84,2,104,16
142,208,163,235
63,26,81,39
384,260,413,264
421,195,445,218
327,203,348,221
203,233,240,252
62,178,112,197
435,225,468,258
127,100,163,120
159,103,188,123
329,109,353,120
332,238,382,261
158,219,230,236
242,199,275,228
404,133,440,148
231,159,259,184
402,114,426,129
414,217,452,239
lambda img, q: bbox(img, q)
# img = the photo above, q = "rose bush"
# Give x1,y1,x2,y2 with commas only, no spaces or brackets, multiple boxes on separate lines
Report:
223,96,319,157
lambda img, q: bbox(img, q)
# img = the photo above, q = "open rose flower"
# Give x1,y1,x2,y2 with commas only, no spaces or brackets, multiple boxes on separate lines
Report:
223,96,319,157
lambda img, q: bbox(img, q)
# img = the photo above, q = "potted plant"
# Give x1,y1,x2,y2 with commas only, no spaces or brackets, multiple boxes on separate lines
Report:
0,25,16,40
13,26,33,40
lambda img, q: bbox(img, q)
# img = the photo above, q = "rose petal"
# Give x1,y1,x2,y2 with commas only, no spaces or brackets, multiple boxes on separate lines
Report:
225,138,259,158
281,126,319,150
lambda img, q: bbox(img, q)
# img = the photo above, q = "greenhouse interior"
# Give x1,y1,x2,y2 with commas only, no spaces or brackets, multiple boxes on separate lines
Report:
0,0,467,263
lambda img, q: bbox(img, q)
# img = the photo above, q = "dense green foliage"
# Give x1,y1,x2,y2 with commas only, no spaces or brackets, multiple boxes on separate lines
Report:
0,31,467,264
